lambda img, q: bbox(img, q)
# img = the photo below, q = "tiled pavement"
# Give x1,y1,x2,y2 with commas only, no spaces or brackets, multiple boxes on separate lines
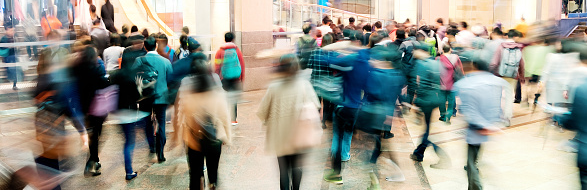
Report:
0,88,580,189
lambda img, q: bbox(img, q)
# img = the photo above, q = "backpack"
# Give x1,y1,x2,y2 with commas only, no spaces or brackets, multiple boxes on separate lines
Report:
419,31,437,57
135,57,159,101
297,37,317,69
221,49,242,80
498,47,522,78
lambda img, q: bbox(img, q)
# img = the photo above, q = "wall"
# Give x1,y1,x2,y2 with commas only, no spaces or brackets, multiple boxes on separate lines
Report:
422,0,449,26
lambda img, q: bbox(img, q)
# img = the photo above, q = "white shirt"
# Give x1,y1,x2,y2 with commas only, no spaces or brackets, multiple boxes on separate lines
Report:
103,46,124,71
317,25,333,35
455,30,475,47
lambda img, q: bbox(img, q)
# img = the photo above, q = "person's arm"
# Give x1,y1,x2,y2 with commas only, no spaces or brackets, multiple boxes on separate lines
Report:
214,48,224,78
517,56,526,84
328,53,356,71
165,60,174,85
236,47,245,81
490,44,503,74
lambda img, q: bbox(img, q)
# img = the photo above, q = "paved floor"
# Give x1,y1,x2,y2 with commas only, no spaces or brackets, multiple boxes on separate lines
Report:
0,88,580,189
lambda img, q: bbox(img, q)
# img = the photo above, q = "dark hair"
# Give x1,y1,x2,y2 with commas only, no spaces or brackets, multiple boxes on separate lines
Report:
442,44,452,53
408,27,417,37
144,36,157,51
131,25,139,33
321,33,334,47
437,18,444,24
460,21,468,29
349,17,355,23
110,33,121,46
322,16,331,25
447,27,460,36
374,21,382,29
315,30,322,38
75,46,98,68
180,35,189,49
92,18,101,25
275,54,299,76
158,34,168,44
507,29,521,38
396,28,406,39
182,26,190,34
224,32,235,42
368,33,383,48
190,59,215,93
302,23,312,34
363,24,372,32
122,25,129,33
90,5,96,13
141,29,149,38
492,27,503,36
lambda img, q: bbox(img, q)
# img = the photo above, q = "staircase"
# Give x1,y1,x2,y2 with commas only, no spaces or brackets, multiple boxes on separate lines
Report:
567,22,587,38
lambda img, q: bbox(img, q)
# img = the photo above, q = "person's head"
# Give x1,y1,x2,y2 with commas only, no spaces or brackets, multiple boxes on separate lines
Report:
459,21,468,30
47,30,61,41
90,4,96,15
92,18,101,26
396,28,406,39
407,27,417,37
442,44,452,54
141,29,149,38
374,21,382,30
302,23,313,34
157,34,168,46
179,35,189,50
224,32,235,42
274,54,299,77
349,17,355,24
144,36,157,51
447,27,459,37
131,25,139,33
189,58,215,93
436,18,444,26
76,46,98,67
110,33,121,46
315,30,322,38
121,25,129,34
507,29,522,39
182,26,190,35
321,33,334,47
368,33,383,48
4,23,14,37
471,25,485,36
416,31,425,41
491,27,504,39
187,38,202,53
363,24,372,32
322,16,332,25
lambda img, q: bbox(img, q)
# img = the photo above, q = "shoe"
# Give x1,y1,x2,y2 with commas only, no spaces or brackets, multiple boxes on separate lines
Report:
12,86,18,91
125,172,137,180
157,153,166,163
383,132,394,139
84,161,102,176
385,174,406,182
323,171,343,184
231,121,238,126
409,154,423,162
452,110,457,117
439,117,446,122
342,158,350,162
514,100,521,104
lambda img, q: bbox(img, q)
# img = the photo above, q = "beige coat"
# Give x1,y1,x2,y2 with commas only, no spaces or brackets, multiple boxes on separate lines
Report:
178,86,232,151
257,77,320,156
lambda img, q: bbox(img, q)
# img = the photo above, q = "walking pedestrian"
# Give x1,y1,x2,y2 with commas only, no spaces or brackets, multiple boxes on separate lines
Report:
214,32,245,126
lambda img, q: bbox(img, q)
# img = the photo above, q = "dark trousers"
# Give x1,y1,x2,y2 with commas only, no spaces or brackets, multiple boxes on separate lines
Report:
87,115,106,162
139,102,167,156
222,78,241,122
121,122,137,174
467,144,482,190
187,140,222,190
515,81,522,102
278,154,303,190
332,107,358,175
412,105,444,160
25,35,38,59
320,96,335,122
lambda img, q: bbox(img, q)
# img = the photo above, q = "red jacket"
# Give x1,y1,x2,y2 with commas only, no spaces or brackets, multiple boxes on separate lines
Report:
215,43,245,81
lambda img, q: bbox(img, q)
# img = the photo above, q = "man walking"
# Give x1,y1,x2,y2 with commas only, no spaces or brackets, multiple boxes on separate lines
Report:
215,32,245,126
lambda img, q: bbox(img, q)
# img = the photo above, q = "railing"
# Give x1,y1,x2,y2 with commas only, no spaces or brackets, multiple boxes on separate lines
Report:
274,0,387,32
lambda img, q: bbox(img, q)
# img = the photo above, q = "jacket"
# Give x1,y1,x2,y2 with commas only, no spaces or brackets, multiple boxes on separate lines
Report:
91,27,110,58
214,43,245,81
490,42,526,81
169,52,207,103
329,48,371,109
438,54,464,90
71,53,110,114
101,1,115,32
131,52,174,104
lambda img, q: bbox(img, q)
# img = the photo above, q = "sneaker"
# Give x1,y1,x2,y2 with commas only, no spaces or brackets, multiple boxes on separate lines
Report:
12,86,19,91
125,172,137,180
323,172,343,184
84,161,102,176
383,132,394,139
385,174,406,182
232,121,238,126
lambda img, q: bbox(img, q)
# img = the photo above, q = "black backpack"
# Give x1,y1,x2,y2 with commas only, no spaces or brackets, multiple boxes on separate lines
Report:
135,57,159,102
297,37,317,69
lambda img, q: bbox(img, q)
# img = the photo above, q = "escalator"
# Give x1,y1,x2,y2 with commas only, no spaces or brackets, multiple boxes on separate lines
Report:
110,0,174,37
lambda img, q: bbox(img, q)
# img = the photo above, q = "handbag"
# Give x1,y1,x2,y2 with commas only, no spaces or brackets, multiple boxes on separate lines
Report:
292,85,323,151
89,85,119,117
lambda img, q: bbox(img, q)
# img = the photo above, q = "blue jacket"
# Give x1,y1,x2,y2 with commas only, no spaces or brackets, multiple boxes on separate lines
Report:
329,49,371,109
363,68,406,116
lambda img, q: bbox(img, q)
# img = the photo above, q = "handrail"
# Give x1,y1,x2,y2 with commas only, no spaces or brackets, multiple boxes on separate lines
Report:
279,0,376,21
138,0,174,36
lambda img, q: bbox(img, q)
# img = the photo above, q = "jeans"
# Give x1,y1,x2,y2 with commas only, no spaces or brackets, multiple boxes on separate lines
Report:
278,154,303,190
87,115,106,162
121,122,137,174
331,107,358,174
25,35,38,59
439,90,456,121
412,105,446,160
187,139,222,190
139,103,168,156
467,144,482,190
222,78,241,122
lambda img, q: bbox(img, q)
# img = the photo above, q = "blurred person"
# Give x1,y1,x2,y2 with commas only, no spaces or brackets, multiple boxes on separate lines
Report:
323,33,374,184
179,57,232,190
514,18,528,37
316,30,323,47
0,22,22,90
307,33,338,128
120,25,130,47
214,32,245,126
22,17,39,61
480,28,505,63
132,36,174,162
520,37,555,107
470,25,489,50
403,18,412,28
100,0,115,33
409,47,452,168
454,51,512,190
90,18,109,59
175,34,190,61
344,17,357,30
391,28,406,48
362,24,372,46
142,29,149,39
399,27,422,106
123,25,141,48
318,16,333,36
296,23,317,69
89,4,107,31
563,77,587,190
37,30,69,78
156,34,175,62
257,54,320,190
330,23,343,42
456,21,475,48
542,41,580,106
373,21,383,32
387,21,399,42
40,10,62,37
438,45,464,124
337,17,344,31
120,32,146,69
436,18,447,41
74,0,92,32
490,29,525,109
103,33,124,71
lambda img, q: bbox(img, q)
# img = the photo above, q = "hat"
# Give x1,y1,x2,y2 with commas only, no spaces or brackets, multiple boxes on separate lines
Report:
187,38,201,51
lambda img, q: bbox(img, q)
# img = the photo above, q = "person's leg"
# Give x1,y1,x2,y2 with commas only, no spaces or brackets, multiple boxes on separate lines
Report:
121,123,136,175
515,80,522,103
412,106,433,161
187,147,205,190
445,91,456,122
153,104,168,161
139,102,155,152
341,126,353,161
277,155,291,190
330,107,344,175
370,132,383,164
291,154,303,190
467,144,482,190
87,115,106,162
438,91,448,120
205,139,222,187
